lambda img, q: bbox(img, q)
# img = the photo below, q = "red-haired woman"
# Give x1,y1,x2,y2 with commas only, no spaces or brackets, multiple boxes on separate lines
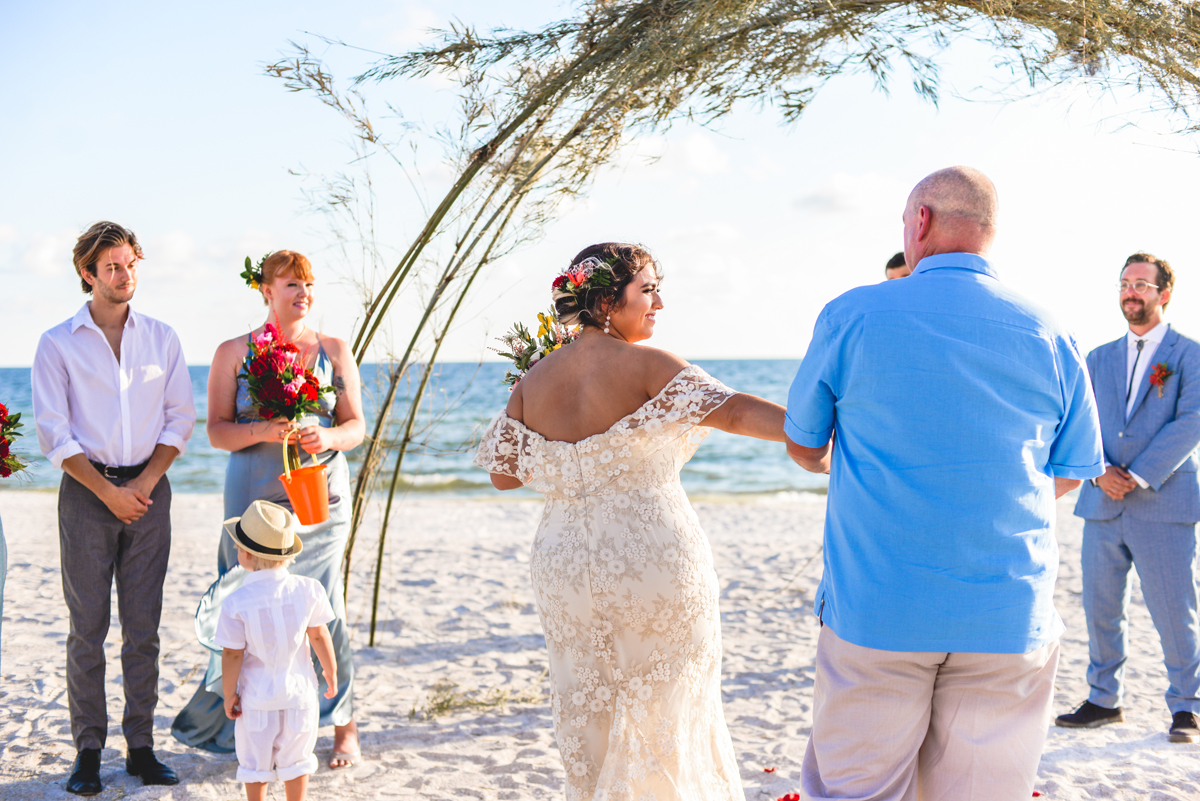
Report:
173,251,365,769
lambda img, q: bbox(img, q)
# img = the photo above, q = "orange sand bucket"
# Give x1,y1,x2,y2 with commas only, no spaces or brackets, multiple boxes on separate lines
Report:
279,430,329,526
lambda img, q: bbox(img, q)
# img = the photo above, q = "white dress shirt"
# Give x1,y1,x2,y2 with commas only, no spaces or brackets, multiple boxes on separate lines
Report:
32,303,195,469
214,568,335,711
1122,320,1170,488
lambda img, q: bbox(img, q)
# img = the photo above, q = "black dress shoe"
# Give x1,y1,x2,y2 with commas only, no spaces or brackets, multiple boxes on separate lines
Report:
125,747,179,786
66,748,102,796
1169,711,1199,743
1055,700,1124,728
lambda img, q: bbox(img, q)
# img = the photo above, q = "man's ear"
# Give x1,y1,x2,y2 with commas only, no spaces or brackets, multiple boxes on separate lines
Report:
81,268,97,289
1161,286,1172,309
916,205,933,242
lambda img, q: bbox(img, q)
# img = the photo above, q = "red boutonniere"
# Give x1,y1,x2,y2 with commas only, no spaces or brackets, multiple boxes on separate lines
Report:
1149,362,1175,399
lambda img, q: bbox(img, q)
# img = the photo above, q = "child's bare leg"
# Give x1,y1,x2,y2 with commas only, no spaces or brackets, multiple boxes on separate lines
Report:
244,782,268,801
284,774,309,801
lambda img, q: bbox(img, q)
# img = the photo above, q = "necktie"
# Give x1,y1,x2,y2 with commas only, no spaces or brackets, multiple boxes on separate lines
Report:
1127,339,1146,403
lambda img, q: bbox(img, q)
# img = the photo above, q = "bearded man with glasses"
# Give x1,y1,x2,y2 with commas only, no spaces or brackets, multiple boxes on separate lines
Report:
1056,253,1200,743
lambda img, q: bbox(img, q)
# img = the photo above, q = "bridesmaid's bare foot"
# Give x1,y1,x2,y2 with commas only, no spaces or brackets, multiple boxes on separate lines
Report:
330,720,360,769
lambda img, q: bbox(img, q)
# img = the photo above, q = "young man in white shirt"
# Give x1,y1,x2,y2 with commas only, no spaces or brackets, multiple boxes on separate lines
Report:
32,221,195,794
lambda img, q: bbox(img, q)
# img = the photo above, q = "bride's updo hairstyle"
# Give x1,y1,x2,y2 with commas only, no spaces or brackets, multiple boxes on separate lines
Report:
260,250,315,306
554,243,658,329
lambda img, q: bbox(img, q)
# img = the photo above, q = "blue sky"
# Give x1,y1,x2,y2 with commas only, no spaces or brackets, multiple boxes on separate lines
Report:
3,1,1199,366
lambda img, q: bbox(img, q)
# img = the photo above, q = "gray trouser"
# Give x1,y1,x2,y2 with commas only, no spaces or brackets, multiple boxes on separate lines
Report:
59,472,172,750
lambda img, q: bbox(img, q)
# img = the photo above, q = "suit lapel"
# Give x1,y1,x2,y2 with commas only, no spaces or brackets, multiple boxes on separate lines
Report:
1128,326,1178,421
1104,339,1127,424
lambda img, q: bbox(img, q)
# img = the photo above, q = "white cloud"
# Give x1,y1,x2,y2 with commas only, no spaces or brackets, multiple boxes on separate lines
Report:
679,133,730,175
793,172,906,217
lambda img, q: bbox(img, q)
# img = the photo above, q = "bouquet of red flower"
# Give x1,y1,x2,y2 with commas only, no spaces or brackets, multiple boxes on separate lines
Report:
238,323,334,421
0,401,30,479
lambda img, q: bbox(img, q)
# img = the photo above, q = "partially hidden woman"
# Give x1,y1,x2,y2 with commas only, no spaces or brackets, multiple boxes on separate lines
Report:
172,250,366,768
474,243,787,801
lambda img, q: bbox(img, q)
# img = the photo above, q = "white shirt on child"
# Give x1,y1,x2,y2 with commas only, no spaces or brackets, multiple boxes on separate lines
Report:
214,568,335,711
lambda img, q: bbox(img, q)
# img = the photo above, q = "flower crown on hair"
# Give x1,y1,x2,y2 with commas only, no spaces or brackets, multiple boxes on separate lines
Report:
551,256,614,299
240,253,270,290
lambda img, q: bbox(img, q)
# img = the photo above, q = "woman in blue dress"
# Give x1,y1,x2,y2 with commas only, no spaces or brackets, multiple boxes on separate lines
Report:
172,250,365,768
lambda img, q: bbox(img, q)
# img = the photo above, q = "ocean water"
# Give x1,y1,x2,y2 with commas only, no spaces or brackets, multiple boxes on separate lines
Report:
0,360,828,499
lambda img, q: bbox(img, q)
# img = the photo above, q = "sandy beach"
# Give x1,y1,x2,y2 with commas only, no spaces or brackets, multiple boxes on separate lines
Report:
1,489,1197,800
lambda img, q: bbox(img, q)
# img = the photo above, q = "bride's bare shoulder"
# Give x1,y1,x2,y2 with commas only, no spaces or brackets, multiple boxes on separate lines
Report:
631,345,691,395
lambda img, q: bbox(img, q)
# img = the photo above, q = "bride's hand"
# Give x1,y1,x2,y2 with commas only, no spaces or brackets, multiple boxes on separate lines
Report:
257,418,294,445
296,425,333,454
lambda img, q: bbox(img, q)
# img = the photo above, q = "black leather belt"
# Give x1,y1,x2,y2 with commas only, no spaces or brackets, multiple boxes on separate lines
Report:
90,460,149,480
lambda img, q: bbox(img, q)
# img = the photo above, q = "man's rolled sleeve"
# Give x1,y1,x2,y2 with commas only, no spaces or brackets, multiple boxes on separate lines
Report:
157,331,196,457
1048,339,1104,480
786,312,838,448
31,334,85,469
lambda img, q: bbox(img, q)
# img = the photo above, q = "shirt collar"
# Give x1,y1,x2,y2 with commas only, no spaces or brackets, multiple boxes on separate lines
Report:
70,302,139,334
242,566,291,584
1127,320,1169,347
911,252,998,280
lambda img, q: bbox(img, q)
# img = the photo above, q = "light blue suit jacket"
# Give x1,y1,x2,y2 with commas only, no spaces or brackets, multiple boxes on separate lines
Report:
1075,326,1200,523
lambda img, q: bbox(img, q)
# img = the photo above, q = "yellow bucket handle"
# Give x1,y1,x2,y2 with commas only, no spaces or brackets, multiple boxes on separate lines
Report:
282,425,320,482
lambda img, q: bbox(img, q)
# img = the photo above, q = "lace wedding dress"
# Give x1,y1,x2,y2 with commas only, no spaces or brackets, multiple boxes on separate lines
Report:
474,365,744,801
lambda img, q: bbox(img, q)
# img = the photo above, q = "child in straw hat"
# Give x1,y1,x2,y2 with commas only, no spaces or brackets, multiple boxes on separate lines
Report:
216,500,338,801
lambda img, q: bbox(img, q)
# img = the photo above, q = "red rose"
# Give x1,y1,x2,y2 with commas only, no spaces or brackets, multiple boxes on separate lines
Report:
302,383,318,401
0,439,8,459
0,464,11,478
552,275,567,290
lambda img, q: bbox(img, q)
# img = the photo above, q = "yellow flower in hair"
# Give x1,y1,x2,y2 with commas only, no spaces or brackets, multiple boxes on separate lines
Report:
250,280,260,290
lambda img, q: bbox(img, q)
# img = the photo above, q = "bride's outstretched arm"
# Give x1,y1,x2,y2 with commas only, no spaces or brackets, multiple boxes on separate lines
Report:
788,437,831,474
701,394,787,442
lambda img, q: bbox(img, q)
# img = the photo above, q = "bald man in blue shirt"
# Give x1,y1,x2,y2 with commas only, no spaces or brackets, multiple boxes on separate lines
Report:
786,166,1104,801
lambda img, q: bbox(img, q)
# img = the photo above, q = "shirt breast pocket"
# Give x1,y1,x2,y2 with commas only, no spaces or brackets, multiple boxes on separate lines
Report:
139,364,165,387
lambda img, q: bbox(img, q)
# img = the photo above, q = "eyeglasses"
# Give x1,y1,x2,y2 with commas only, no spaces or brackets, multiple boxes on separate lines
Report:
1117,280,1159,294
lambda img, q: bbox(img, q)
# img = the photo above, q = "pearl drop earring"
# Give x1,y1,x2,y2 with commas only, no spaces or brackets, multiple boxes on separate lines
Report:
603,314,611,334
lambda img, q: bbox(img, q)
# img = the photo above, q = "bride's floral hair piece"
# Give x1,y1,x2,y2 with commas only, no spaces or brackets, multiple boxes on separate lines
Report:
553,243,658,328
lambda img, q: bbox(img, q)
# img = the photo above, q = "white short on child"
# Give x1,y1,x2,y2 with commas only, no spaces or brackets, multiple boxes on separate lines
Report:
215,567,334,783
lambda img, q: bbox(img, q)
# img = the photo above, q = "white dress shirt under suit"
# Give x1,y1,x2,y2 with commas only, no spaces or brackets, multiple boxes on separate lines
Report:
1122,321,1170,488
32,303,194,469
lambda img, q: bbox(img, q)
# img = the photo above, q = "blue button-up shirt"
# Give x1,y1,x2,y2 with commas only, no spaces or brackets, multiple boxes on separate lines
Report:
786,252,1103,653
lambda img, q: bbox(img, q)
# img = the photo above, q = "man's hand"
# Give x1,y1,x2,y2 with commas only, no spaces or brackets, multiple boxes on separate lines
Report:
103,485,152,524
124,472,160,502
1096,465,1138,501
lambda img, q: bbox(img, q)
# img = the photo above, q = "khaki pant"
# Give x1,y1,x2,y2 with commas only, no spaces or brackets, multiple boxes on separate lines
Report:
801,626,1059,801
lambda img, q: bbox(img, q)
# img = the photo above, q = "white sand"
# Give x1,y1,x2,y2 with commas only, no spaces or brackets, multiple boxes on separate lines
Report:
0,490,1197,800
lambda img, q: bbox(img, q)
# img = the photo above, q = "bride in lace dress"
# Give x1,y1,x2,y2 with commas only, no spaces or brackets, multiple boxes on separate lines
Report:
475,243,786,801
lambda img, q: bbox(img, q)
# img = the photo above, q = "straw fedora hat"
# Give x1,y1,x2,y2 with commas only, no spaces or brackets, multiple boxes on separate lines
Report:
223,500,304,561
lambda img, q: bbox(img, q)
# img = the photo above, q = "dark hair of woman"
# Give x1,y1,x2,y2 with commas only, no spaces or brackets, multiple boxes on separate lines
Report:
555,242,660,329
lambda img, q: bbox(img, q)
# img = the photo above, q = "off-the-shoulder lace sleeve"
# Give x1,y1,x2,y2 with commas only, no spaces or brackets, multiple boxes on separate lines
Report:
473,411,537,481
621,365,738,461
